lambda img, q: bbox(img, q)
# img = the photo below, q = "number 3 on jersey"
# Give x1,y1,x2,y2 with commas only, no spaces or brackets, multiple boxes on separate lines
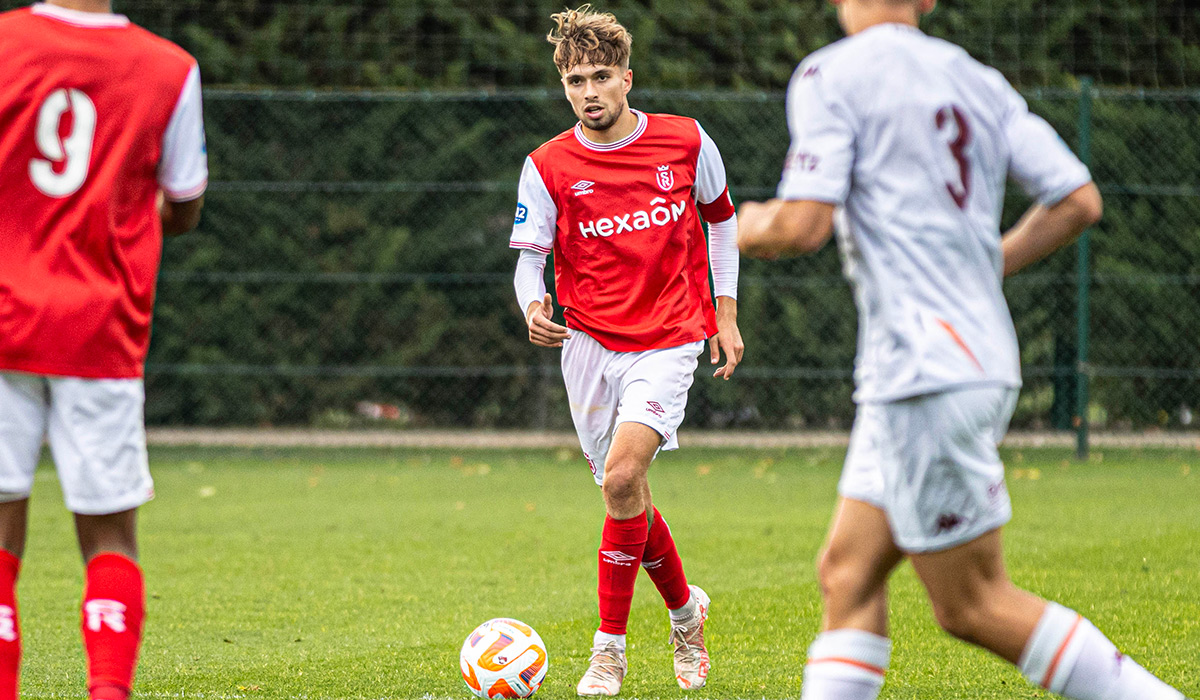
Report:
29,88,97,197
935,105,971,210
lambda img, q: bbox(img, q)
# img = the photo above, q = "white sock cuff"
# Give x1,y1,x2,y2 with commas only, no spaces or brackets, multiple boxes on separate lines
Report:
594,630,626,650
1018,602,1090,693
805,629,891,683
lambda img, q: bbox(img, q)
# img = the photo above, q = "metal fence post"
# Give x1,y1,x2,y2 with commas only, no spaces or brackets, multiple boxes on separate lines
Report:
1075,77,1094,460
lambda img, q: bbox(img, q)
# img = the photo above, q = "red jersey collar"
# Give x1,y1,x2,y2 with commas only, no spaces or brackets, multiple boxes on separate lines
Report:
574,109,648,152
30,3,130,28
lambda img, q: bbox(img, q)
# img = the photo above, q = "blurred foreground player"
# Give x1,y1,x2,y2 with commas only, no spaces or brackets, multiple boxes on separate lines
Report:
509,4,743,694
738,1,1189,699
0,1,206,698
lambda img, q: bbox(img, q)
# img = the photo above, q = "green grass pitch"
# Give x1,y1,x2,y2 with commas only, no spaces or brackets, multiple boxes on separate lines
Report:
16,445,1200,699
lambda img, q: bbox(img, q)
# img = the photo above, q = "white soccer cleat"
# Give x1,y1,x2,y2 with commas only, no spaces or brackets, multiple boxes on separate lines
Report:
669,585,711,689
576,640,627,696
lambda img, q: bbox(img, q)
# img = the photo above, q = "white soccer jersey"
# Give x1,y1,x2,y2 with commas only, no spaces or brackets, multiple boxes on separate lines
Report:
778,23,1092,403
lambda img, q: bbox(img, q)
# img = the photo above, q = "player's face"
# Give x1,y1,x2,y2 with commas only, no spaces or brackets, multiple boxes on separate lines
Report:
561,63,632,132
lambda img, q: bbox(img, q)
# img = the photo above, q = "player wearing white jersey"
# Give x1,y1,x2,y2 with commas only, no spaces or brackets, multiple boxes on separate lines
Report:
739,1,1189,699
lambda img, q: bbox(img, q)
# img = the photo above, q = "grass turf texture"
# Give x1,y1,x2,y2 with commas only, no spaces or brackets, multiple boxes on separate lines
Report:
15,446,1200,700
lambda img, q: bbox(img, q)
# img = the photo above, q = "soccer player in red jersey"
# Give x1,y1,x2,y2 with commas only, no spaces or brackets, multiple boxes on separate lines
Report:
510,5,743,695
0,2,207,699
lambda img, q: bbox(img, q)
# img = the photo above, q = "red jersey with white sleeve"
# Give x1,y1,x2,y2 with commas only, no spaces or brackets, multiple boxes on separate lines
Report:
0,3,208,379
510,110,736,352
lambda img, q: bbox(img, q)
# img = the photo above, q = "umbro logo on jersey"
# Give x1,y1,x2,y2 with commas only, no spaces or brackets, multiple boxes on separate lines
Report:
646,401,666,418
601,550,638,566
571,180,595,196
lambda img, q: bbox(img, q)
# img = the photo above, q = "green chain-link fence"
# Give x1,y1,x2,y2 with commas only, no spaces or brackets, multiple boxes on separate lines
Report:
145,87,1200,444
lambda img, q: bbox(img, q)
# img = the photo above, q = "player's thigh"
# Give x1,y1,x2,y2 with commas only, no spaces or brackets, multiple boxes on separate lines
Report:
614,340,703,455
820,496,904,589
561,332,620,485
45,377,153,515
881,386,1017,554
0,372,50,501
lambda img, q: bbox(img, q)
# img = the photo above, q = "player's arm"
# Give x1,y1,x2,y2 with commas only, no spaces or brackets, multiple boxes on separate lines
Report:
160,194,204,236
1000,82,1101,276
737,199,835,258
515,250,569,348
511,156,568,347
695,123,744,379
738,60,851,260
1001,184,1102,276
158,63,208,237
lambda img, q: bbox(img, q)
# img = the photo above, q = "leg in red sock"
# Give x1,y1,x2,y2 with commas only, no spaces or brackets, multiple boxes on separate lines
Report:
641,506,690,610
0,550,20,700
82,553,145,700
598,512,649,634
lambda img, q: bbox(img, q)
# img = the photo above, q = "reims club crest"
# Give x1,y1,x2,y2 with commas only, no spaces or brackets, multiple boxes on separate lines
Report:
655,164,675,191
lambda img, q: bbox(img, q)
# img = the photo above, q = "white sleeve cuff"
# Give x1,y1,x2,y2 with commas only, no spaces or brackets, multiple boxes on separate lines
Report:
514,249,548,318
708,213,739,300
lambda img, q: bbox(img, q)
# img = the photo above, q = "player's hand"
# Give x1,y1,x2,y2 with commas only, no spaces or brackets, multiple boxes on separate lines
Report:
710,298,744,380
526,293,570,348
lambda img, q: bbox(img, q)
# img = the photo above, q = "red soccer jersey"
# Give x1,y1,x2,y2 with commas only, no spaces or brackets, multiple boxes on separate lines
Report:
0,4,208,379
510,111,736,352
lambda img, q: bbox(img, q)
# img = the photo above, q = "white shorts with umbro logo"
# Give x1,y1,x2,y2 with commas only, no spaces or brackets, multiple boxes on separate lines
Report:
0,372,154,515
840,385,1018,553
561,331,703,486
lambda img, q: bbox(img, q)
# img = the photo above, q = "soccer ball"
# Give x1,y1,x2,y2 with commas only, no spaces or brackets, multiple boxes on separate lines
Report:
459,618,548,699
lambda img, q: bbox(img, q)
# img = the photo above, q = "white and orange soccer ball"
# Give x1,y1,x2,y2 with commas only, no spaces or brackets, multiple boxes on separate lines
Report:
459,618,548,699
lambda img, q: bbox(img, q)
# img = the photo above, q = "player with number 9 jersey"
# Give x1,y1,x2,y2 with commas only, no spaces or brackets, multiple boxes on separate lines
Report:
0,4,206,700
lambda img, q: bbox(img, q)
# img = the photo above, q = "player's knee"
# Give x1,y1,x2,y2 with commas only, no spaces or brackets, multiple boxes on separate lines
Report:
816,546,862,603
601,465,641,509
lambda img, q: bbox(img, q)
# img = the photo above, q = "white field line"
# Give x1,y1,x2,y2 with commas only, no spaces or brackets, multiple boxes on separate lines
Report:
145,428,1200,451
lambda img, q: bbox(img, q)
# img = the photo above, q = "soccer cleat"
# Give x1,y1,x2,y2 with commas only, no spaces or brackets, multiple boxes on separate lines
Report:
669,585,711,689
576,640,627,696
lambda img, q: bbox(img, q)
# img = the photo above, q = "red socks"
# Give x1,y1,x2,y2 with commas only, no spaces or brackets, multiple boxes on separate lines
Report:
82,553,145,700
642,507,691,610
597,512,649,635
0,552,19,700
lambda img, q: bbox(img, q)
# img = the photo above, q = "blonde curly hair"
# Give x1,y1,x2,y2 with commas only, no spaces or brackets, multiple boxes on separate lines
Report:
547,4,632,73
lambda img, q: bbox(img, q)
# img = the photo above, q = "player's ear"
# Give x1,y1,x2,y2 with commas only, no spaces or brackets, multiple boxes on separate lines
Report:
920,0,937,14
623,68,633,95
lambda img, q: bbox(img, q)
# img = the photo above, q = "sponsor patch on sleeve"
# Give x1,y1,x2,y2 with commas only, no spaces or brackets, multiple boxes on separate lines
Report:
514,203,528,224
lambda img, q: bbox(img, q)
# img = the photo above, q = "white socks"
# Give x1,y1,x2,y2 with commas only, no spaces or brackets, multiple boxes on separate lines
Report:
669,592,698,622
800,629,891,700
1019,602,1184,700
593,629,626,651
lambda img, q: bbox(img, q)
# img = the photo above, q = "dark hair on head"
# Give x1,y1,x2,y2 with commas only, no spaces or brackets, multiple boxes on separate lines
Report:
547,4,632,73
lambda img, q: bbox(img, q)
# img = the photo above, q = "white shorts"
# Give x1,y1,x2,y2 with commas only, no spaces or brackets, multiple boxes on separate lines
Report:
0,372,154,515
561,331,703,485
839,385,1018,553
